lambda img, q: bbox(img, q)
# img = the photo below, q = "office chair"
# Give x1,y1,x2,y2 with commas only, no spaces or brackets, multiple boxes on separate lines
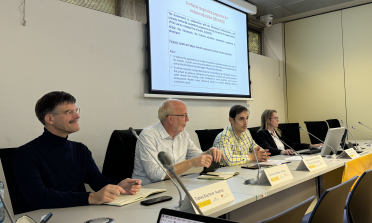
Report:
278,123,301,144
301,176,358,223
257,196,315,223
247,126,260,142
326,119,341,129
102,129,142,182
0,148,24,215
344,169,372,223
303,121,329,144
195,128,223,152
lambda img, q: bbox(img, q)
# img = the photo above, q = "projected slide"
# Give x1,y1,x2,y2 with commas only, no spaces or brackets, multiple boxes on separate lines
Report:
148,0,250,97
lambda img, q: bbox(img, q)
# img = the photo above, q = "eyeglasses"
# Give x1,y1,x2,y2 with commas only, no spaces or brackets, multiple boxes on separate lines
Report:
52,108,80,116
269,117,279,120
168,114,188,120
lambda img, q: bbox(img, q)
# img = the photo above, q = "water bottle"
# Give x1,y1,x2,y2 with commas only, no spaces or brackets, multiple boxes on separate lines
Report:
0,181,5,223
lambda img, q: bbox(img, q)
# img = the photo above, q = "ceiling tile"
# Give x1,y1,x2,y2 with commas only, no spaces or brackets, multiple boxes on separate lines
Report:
255,6,295,20
247,0,280,12
269,0,300,5
321,0,355,6
282,0,328,14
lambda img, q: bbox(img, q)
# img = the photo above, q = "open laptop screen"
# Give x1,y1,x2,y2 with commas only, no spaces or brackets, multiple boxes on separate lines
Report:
157,208,237,223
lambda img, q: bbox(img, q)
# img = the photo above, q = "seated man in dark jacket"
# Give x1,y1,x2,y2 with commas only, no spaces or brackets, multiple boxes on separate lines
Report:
13,91,142,213
256,109,322,156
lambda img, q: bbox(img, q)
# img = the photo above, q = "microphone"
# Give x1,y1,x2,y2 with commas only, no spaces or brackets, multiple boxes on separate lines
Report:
352,126,372,146
340,120,360,149
244,136,262,185
358,122,372,131
0,188,15,223
158,151,204,215
270,132,303,159
298,126,338,159
129,127,183,209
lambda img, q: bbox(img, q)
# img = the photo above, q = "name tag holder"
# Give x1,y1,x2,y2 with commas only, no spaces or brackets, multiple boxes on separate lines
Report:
296,155,327,171
338,148,360,159
258,164,293,186
180,181,235,214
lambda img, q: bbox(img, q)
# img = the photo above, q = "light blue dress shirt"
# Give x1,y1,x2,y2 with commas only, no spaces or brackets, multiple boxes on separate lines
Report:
132,122,202,185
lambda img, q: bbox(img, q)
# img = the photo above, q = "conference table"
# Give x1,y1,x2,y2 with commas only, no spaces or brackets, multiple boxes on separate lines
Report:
6,140,372,223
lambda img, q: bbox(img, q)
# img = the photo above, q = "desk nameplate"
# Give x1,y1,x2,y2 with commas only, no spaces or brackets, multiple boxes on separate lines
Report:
339,148,360,159
258,164,293,186
296,155,327,172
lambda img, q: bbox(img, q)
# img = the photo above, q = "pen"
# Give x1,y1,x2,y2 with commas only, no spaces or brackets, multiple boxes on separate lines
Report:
40,212,52,223
123,181,139,190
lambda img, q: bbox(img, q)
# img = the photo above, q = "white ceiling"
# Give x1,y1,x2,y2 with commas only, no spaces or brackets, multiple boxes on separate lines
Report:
247,0,372,23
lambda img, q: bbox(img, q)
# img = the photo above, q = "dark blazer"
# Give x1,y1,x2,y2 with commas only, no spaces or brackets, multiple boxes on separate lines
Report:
256,129,310,156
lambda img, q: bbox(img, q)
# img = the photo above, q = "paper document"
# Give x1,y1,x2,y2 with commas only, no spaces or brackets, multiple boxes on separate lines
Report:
259,160,289,166
285,156,303,161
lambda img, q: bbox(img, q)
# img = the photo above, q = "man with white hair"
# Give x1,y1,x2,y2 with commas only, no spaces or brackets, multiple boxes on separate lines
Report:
132,99,224,185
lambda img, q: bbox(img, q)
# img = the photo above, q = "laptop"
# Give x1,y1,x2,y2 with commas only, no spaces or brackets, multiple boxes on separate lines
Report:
157,208,237,223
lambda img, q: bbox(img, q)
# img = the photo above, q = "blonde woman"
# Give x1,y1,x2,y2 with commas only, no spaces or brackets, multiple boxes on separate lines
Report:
256,110,322,155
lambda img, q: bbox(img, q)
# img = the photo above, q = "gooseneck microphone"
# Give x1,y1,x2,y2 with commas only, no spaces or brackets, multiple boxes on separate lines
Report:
358,122,372,131
340,120,359,148
0,188,15,223
244,138,262,185
158,151,203,215
352,126,372,146
270,132,303,159
299,126,338,158
129,127,183,209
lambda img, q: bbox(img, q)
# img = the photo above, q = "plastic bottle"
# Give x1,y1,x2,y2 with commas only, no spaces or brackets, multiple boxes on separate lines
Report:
0,181,5,223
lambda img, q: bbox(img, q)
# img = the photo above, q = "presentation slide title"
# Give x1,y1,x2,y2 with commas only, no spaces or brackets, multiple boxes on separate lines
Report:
186,1,228,24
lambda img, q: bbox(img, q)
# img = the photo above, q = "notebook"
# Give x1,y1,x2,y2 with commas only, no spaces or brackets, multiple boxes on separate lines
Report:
105,188,166,206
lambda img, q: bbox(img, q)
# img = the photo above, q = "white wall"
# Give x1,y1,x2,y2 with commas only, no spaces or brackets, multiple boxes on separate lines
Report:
0,0,284,213
263,23,283,61
284,3,372,143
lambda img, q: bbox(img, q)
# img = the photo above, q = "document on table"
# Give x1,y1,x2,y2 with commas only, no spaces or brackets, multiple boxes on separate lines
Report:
105,188,166,206
285,156,303,161
259,160,290,166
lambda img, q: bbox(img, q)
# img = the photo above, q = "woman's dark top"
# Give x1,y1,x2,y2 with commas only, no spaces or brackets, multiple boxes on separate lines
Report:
256,129,310,156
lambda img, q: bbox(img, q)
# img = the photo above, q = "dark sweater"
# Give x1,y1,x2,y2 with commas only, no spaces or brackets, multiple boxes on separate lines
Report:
13,128,117,213
256,129,310,156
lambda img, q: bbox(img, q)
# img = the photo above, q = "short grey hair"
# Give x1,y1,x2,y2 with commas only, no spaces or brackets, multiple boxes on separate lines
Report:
158,99,182,123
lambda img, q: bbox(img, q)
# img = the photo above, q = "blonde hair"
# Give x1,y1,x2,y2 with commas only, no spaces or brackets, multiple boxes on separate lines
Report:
158,99,182,123
259,109,282,137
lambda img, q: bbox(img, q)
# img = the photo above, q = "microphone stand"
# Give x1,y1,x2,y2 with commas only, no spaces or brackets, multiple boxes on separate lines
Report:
244,139,262,185
0,189,15,223
299,126,338,159
359,122,372,131
352,126,372,146
158,152,203,215
270,132,303,159
129,127,183,209
340,120,360,150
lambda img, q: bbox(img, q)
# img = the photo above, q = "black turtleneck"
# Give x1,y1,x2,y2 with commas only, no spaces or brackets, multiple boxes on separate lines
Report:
13,128,117,213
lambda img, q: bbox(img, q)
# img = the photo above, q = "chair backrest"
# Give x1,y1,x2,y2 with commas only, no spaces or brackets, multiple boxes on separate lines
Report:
102,129,142,182
278,123,301,144
0,148,23,215
256,196,315,223
247,126,260,142
307,176,358,223
326,119,341,128
346,169,372,223
195,129,223,152
303,121,329,144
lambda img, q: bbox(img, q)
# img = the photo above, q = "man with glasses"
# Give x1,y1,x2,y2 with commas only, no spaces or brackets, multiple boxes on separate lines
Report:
13,91,142,213
132,99,224,185
213,105,270,166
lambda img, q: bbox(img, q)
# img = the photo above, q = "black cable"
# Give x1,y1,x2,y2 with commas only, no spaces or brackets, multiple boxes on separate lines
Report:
340,10,348,138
